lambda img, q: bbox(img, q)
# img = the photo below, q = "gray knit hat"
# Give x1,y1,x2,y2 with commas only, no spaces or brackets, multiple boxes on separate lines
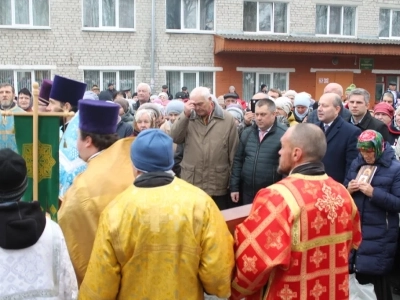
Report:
166,100,184,115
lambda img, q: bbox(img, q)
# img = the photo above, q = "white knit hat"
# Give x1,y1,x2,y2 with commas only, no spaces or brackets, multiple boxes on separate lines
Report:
294,92,311,107
275,97,293,116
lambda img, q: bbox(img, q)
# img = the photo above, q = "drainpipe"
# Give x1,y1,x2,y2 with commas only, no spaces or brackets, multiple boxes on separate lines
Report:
150,0,155,92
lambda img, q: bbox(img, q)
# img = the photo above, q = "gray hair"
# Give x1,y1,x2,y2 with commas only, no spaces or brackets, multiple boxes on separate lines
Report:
395,106,400,116
134,109,154,122
349,88,370,105
137,82,151,93
190,86,211,101
290,123,327,162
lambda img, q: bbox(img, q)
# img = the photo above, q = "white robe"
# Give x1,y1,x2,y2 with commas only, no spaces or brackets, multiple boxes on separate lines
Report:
0,218,78,299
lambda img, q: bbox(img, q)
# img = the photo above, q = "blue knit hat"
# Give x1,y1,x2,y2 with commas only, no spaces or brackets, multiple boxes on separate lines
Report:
166,100,184,115
130,129,174,172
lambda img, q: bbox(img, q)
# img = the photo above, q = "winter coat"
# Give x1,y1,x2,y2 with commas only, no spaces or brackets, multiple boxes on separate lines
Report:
344,144,400,275
230,119,286,203
345,111,391,142
388,122,400,145
170,102,239,196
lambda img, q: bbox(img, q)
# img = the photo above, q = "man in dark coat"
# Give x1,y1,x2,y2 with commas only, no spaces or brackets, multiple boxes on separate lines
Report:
317,93,361,183
230,98,287,204
346,88,391,142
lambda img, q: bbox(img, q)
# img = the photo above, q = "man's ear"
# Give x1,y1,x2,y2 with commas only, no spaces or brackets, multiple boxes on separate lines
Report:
63,102,72,112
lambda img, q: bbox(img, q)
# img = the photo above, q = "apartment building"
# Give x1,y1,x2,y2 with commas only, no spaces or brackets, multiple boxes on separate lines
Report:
1,0,400,103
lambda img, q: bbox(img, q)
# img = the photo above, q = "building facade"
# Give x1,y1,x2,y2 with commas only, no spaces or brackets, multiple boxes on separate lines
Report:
1,0,400,103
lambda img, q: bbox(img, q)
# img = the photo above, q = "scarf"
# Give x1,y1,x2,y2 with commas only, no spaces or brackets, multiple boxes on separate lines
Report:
294,107,309,120
357,130,384,161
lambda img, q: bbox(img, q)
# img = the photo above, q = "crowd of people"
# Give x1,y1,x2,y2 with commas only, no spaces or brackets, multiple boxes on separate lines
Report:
0,75,399,299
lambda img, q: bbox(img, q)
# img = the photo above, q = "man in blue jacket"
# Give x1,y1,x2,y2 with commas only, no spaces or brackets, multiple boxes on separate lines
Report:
317,92,361,183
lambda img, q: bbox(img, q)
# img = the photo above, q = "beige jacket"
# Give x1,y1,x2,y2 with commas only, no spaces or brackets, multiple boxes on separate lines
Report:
170,103,239,196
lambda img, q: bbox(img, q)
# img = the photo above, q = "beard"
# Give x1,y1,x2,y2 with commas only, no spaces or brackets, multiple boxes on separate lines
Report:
0,99,14,109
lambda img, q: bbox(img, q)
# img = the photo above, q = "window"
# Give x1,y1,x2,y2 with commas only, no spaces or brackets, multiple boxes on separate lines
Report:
379,9,400,38
0,0,49,27
166,0,214,31
243,1,288,33
166,71,214,96
0,70,51,92
242,72,288,101
83,0,135,29
316,5,356,36
83,70,135,91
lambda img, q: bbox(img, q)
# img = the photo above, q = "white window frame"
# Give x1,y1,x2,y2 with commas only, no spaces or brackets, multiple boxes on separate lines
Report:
237,67,294,91
160,67,223,93
243,1,290,35
79,66,140,90
379,8,400,39
315,4,357,38
0,0,51,29
0,66,55,92
81,0,136,32
165,0,216,34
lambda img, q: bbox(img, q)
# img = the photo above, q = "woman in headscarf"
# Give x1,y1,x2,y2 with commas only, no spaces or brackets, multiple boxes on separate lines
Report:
344,130,400,300
17,88,33,112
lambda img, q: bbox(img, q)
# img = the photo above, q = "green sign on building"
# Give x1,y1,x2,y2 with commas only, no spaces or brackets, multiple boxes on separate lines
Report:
360,58,374,70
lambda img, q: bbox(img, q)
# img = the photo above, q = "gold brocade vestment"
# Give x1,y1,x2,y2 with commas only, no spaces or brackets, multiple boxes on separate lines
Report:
58,137,135,285
79,177,235,300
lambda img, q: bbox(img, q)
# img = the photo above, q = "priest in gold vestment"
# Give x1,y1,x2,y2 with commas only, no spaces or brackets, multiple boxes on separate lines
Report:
231,124,362,300
79,129,234,300
58,99,134,285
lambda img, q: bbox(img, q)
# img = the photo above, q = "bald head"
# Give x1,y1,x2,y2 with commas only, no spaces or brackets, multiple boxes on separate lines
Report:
252,92,271,100
278,123,327,175
324,83,343,97
289,124,327,161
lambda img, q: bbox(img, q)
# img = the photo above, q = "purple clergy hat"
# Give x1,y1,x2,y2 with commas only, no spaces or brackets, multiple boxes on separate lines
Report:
39,79,53,104
49,75,87,107
78,99,119,135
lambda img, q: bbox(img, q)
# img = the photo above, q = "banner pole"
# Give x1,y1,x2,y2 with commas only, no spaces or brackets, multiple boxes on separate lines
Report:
32,82,39,200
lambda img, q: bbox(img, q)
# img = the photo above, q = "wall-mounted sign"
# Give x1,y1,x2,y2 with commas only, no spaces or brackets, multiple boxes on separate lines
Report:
360,58,374,70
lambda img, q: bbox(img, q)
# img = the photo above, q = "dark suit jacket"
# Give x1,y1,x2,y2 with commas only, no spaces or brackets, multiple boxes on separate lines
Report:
320,116,361,183
345,111,391,142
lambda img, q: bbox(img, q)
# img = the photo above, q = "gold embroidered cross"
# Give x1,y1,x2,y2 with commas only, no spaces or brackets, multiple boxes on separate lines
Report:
278,284,297,300
310,247,327,268
141,206,169,233
242,254,258,274
338,210,350,227
311,211,327,234
310,280,326,300
266,230,284,250
338,244,348,262
339,276,349,296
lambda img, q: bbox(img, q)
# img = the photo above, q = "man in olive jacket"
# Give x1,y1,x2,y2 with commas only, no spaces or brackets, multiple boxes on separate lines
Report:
230,97,287,204
170,87,239,210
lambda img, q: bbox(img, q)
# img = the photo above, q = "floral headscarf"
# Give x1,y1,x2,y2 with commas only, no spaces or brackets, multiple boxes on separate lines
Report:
357,130,385,160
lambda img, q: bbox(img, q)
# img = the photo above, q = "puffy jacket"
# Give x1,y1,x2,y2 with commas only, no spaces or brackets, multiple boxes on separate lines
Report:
344,143,400,275
230,119,286,201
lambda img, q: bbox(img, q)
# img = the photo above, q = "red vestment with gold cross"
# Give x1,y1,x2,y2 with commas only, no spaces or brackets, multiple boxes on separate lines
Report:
231,173,362,300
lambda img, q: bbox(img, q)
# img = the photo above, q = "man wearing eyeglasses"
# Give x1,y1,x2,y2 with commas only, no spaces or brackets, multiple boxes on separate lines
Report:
230,93,287,204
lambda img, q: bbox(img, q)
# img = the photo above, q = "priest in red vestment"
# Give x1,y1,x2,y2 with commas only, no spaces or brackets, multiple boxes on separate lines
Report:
231,123,362,300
